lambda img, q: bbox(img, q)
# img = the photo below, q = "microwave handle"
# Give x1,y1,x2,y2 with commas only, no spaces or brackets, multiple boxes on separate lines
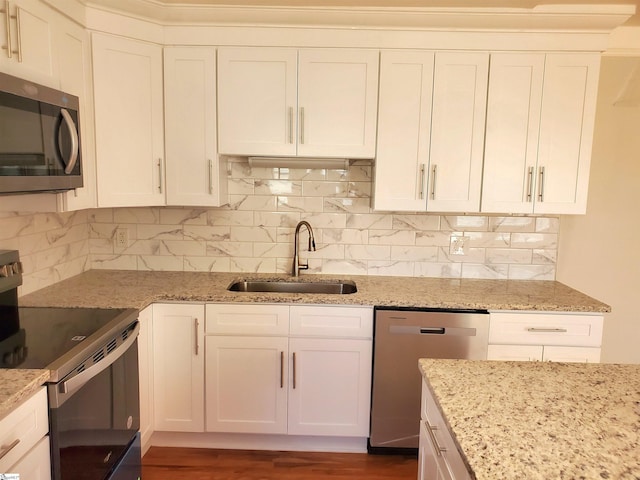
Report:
60,108,79,174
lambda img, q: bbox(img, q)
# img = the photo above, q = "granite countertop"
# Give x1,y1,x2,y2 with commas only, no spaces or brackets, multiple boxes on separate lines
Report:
18,269,610,312
6,270,607,422
0,369,50,421
419,359,640,479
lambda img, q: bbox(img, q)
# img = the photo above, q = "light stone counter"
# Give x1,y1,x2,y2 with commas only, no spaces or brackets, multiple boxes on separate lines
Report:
419,359,640,479
19,269,610,312
0,369,50,421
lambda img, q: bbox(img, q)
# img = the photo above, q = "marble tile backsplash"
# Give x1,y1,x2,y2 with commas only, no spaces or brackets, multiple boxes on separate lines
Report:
0,209,90,295
89,160,558,280
0,160,558,294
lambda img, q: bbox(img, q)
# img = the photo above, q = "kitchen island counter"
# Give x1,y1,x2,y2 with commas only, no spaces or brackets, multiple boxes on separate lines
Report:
18,270,609,312
419,358,640,479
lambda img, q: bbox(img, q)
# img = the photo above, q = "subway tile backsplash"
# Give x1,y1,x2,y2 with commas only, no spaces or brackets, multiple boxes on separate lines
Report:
1,160,558,294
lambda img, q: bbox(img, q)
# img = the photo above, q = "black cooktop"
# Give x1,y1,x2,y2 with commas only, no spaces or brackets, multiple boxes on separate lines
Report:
0,306,138,381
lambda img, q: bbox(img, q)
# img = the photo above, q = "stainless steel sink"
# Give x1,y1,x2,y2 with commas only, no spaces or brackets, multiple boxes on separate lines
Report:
227,279,357,294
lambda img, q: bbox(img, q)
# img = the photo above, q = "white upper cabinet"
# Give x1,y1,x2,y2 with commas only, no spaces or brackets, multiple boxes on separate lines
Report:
0,0,57,86
217,46,379,159
164,47,227,207
536,54,600,214
217,47,297,156
296,49,379,158
374,50,488,212
55,19,97,211
373,50,435,211
428,52,488,212
482,53,600,214
92,33,165,207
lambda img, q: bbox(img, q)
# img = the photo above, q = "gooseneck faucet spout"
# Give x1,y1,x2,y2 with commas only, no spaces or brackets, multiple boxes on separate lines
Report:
292,221,316,277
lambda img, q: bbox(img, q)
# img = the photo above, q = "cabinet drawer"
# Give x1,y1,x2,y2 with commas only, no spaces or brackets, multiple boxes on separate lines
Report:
206,304,289,335
489,311,603,347
421,379,471,480
0,387,48,472
290,306,373,338
9,435,51,480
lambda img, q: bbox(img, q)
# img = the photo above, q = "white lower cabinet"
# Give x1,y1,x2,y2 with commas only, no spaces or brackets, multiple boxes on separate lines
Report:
205,304,373,438
137,305,154,453
287,336,372,437
8,436,51,480
419,379,471,480
152,303,205,432
487,344,600,363
0,387,50,479
205,335,289,434
487,311,603,363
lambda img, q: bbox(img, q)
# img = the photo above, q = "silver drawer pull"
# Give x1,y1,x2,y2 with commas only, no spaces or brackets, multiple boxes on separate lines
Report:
425,421,446,456
0,438,20,460
526,327,568,333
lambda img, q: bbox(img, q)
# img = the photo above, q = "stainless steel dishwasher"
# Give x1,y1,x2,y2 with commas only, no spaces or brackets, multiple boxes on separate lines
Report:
369,306,489,453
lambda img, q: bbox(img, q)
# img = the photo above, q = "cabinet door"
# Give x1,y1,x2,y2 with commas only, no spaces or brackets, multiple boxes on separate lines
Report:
287,337,372,436
137,305,153,452
217,47,297,156
56,19,97,211
297,48,379,158
0,0,57,86
428,52,488,212
535,53,600,214
374,50,434,211
487,344,543,362
543,346,601,363
9,436,51,480
164,47,227,207
152,303,204,432
92,33,165,207
481,53,545,214
205,335,289,434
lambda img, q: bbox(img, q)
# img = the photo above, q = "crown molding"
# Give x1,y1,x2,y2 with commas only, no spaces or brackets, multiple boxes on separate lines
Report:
76,0,634,32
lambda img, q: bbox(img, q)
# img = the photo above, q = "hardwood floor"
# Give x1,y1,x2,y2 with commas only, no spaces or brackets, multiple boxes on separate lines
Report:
142,447,418,480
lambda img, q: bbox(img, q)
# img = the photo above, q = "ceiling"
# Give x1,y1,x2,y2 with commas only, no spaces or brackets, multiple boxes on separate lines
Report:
85,0,640,26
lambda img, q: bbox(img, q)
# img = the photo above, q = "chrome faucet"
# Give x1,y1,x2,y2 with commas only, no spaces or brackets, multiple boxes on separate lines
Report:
292,221,316,277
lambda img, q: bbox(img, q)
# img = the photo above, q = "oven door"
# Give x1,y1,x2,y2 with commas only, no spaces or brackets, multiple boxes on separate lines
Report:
48,322,140,480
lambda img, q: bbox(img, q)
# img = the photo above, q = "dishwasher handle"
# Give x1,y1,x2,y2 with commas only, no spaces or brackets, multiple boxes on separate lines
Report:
389,325,477,336
420,327,445,335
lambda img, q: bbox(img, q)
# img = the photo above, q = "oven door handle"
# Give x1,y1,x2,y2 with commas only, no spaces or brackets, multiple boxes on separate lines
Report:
59,322,140,398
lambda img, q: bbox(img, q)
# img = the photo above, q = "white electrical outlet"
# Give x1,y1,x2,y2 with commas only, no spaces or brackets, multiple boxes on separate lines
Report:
449,235,470,255
115,228,128,248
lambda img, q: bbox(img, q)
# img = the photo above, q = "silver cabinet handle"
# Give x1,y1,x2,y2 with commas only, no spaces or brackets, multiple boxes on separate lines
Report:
419,163,426,200
526,327,568,333
11,4,20,62
425,421,446,456
0,438,20,461
526,166,534,202
208,159,213,194
157,158,163,193
194,318,199,355
288,107,293,144
60,109,79,174
280,351,284,388
538,166,545,202
292,352,297,389
299,107,305,145
1,1,11,59
430,165,437,200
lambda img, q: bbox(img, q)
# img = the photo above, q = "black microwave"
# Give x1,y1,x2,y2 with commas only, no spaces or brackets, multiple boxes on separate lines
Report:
0,72,82,195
